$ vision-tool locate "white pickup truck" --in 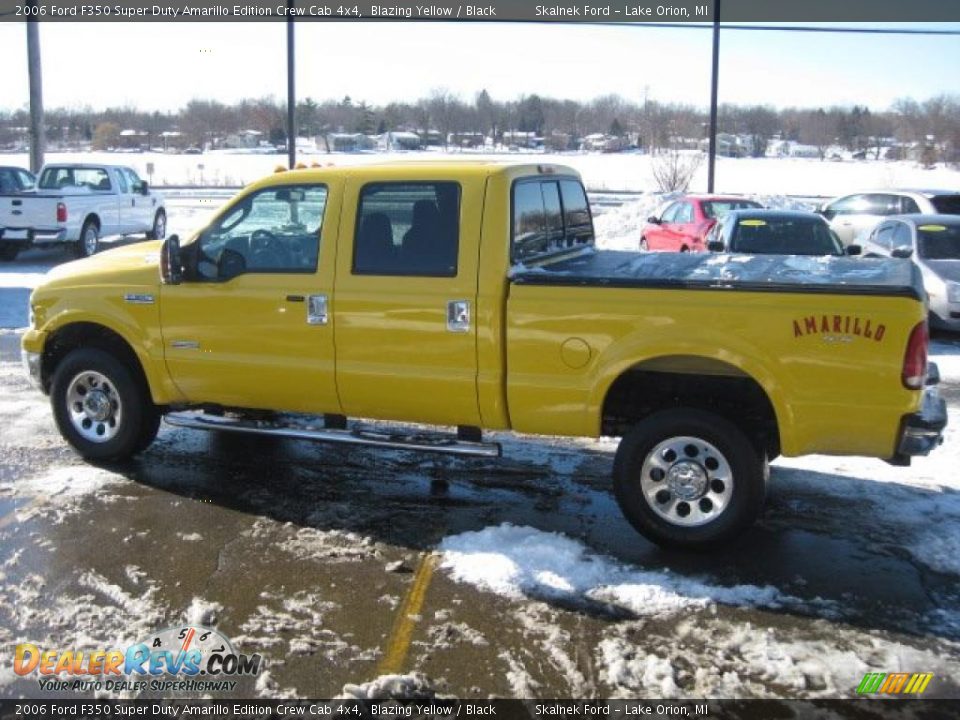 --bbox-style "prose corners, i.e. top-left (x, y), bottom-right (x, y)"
top-left (0, 163), bottom-right (166, 261)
